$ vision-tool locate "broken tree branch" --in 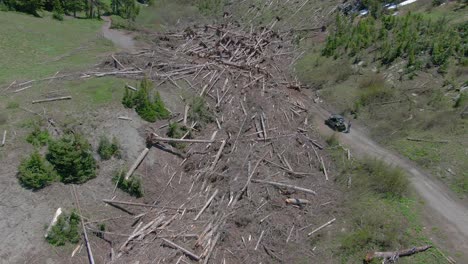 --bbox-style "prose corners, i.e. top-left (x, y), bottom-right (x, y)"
top-left (364, 245), bottom-right (432, 263)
